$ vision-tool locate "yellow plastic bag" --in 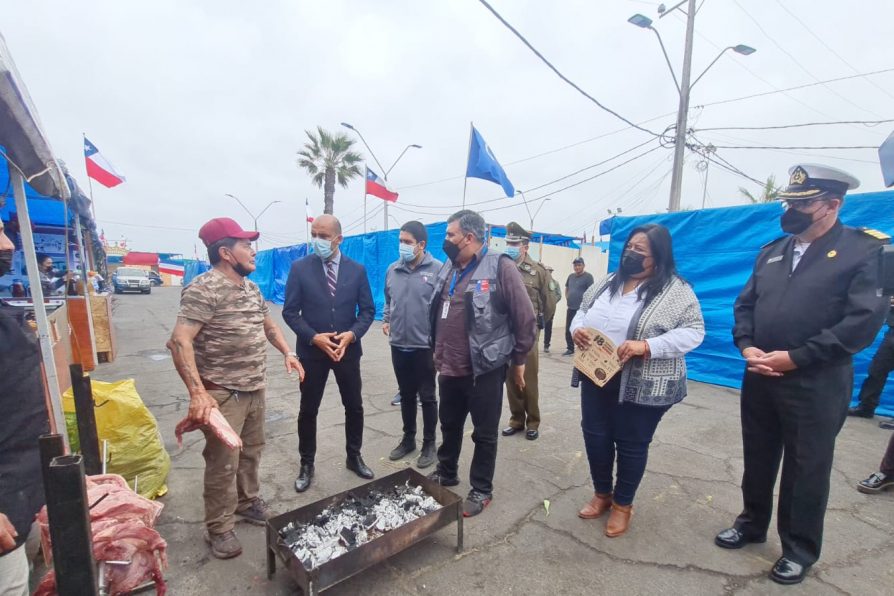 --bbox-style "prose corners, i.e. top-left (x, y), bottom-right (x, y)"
top-left (63, 378), bottom-right (170, 499)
